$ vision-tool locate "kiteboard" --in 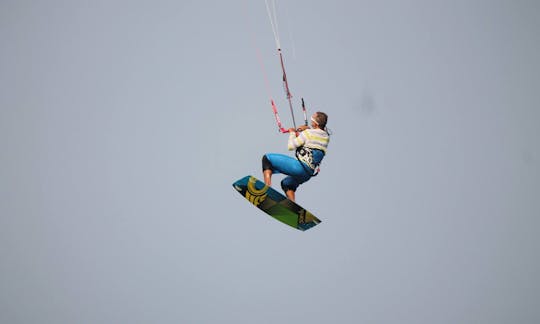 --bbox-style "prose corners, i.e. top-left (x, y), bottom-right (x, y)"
top-left (232, 175), bottom-right (321, 231)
